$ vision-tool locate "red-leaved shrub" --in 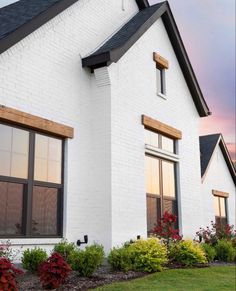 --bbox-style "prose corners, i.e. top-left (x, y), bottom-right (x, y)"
top-left (153, 212), bottom-right (182, 246)
top-left (38, 252), bottom-right (71, 290)
top-left (0, 257), bottom-right (23, 291)
top-left (196, 221), bottom-right (236, 245)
